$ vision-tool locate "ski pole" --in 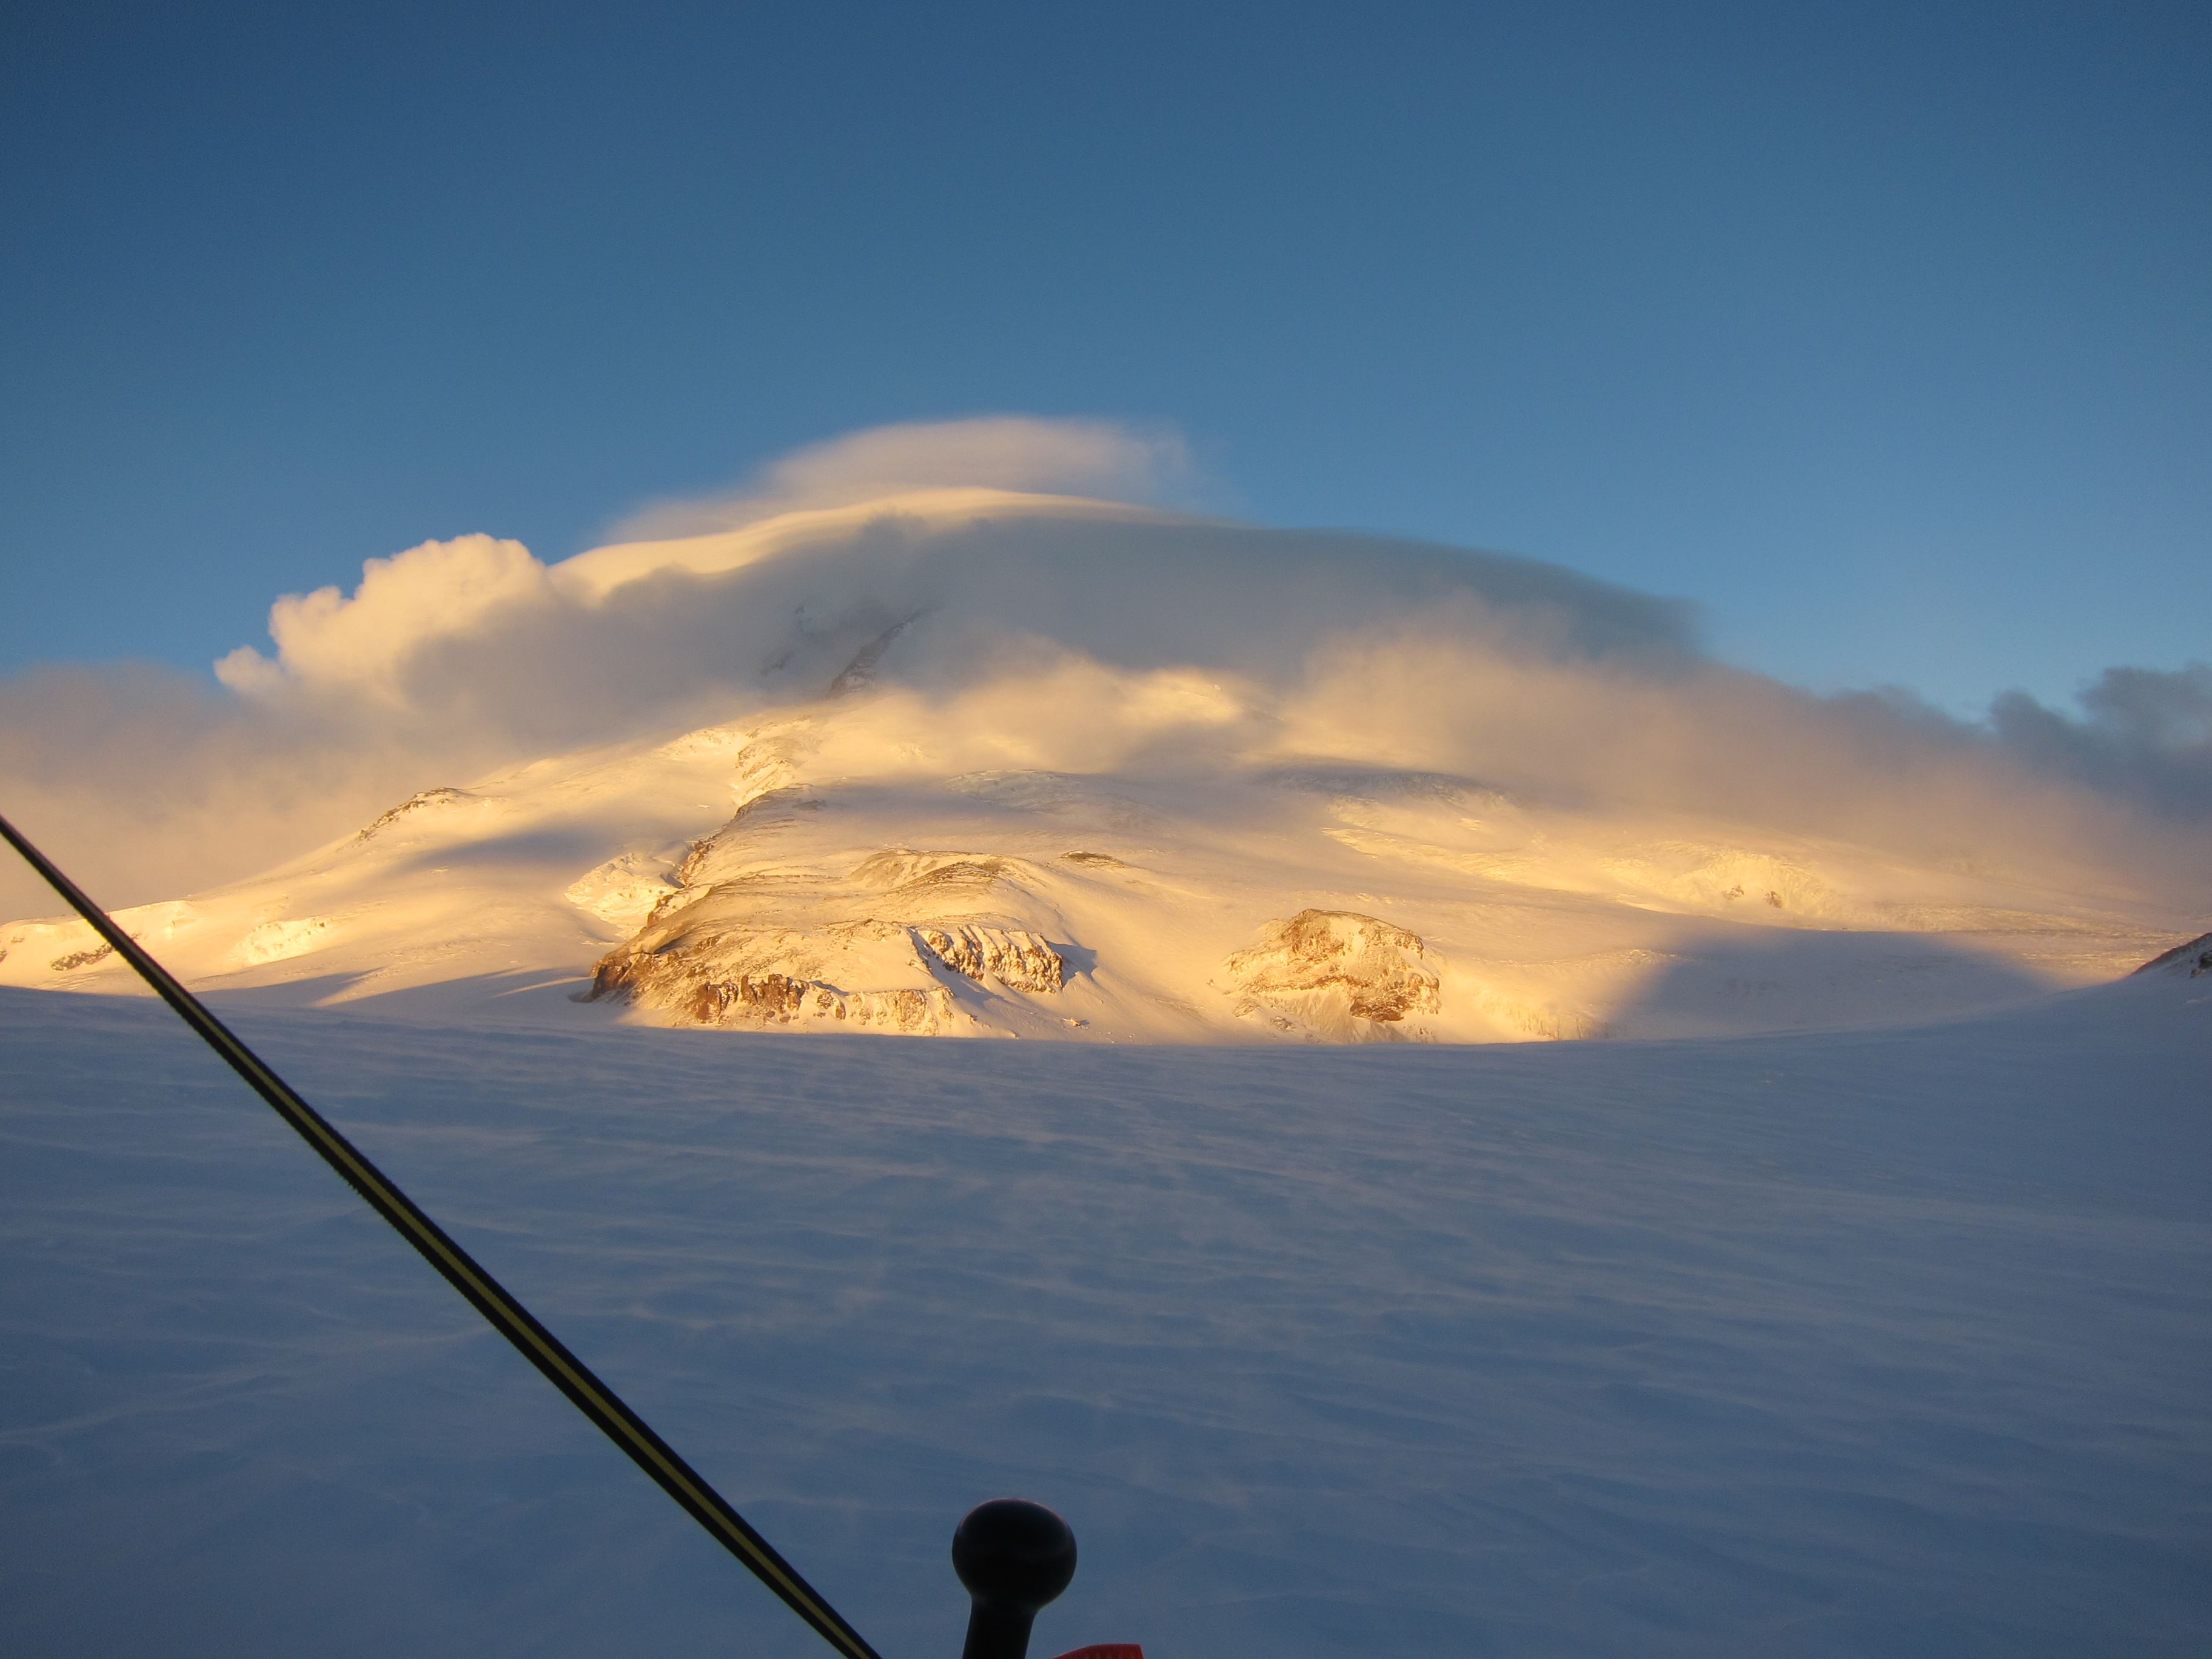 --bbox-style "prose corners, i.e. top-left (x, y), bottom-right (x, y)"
top-left (1, 811), bottom-right (882, 1659)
